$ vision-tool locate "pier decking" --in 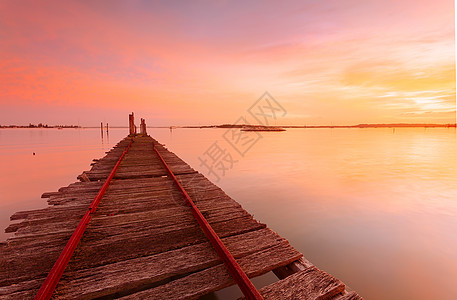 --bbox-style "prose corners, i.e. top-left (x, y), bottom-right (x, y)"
top-left (0, 134), bottom-right (361, 299)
